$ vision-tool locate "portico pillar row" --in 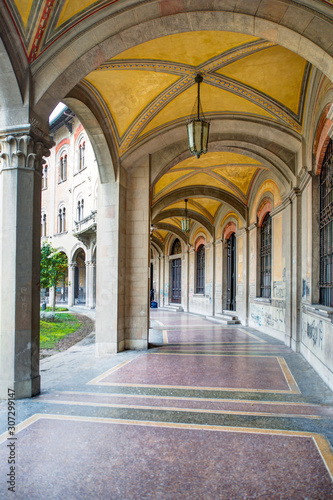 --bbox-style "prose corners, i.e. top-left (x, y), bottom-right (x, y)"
top-left (0, 131), bottom-right (53, 399)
